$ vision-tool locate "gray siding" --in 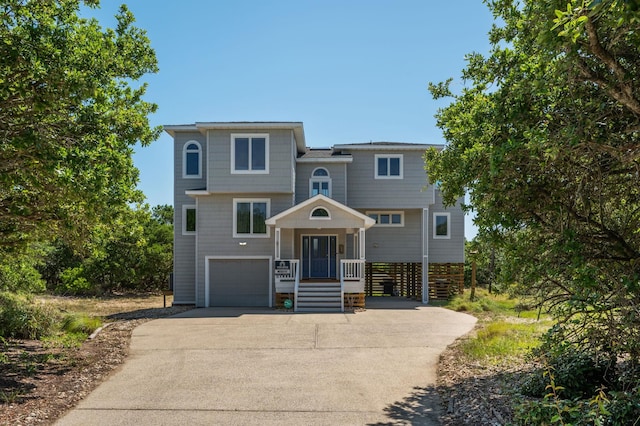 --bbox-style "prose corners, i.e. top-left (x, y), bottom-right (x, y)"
top-left (173, 131), bottom-right (206, 304)
top-left (428, 190), bottom-right (465, 263)
top-left (345, 150), bottom-right (435, 209)
top-left (207, 129), bottom-right (296, 194)
top-left (194, 193), bottom-right (293, 306)
top-left (294, 162), bottom-right (347, 204)
top-left (363, 209), bottom-right (423, 263)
